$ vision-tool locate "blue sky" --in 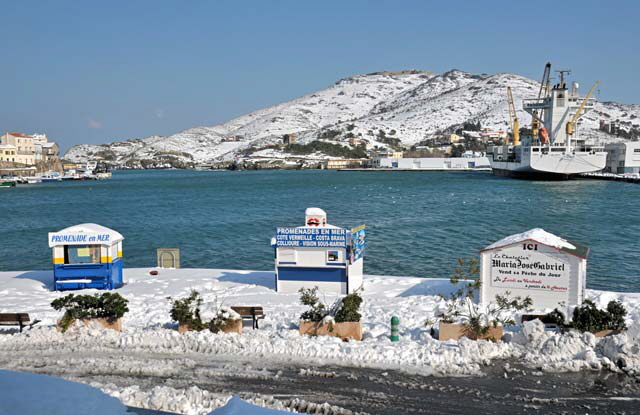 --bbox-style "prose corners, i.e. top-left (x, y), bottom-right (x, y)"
top-left (2, 1), bottom-right (638, 151)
